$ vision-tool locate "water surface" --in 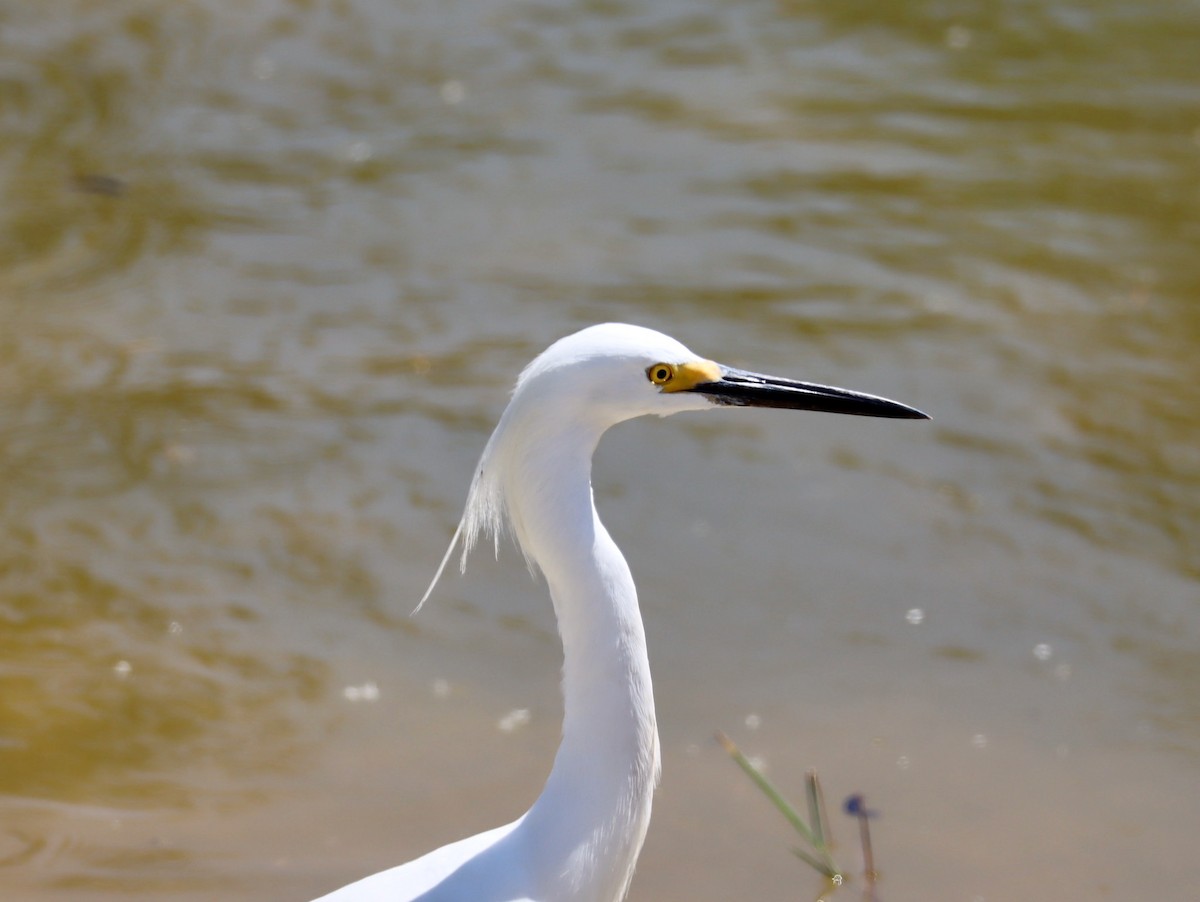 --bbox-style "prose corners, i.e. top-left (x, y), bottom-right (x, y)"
top-left (1, 1), bottom-right (1197, 899)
